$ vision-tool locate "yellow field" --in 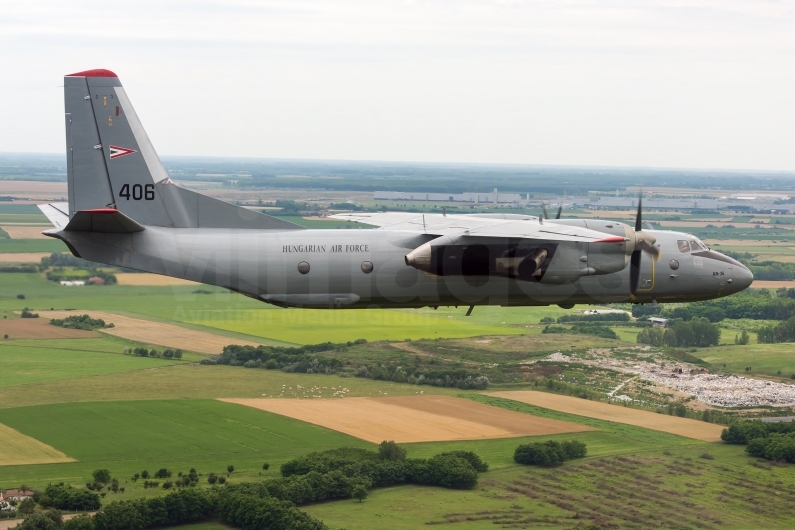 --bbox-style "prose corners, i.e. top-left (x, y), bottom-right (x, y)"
top-left (0, 421), bottom-right (74, 466)
top-left (487, 391), bottom-right (725, 442)
top-left (0, 252), bottom-right (50, 263)
top-left (222, 395), bottom-right (592, 443)
top-left (38, 310), bottom-right (259, 354)
top-left (751, 281), bottom-right (795, 289)
top-left (114, 273), bottom-right (200, 286)
top-left (0, 226), bottom-right (49, 239)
